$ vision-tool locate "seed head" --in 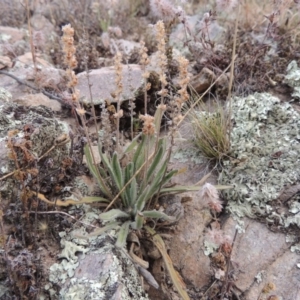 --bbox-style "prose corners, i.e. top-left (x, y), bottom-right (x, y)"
top-left (139, 114), bottom-right (155, 135)
top-left (199, 183), bottom-right (223, 213)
